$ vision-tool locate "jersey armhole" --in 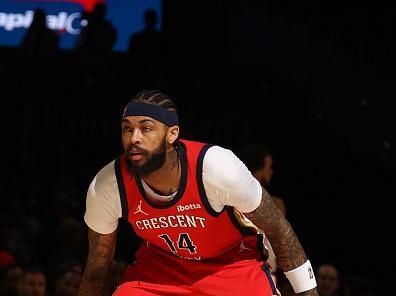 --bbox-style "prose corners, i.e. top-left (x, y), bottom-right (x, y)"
top-left (114, 157), bottom-right (143, 263)
top-left (114, 157), bottom-right (129, 220)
